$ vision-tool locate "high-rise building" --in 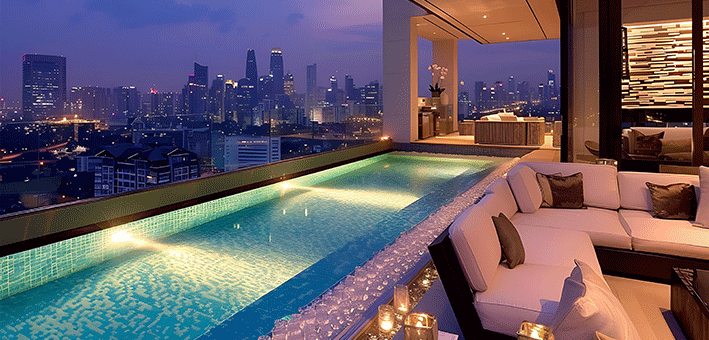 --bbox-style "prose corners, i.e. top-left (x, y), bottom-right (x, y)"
top-left (306, 63), bottom-right (317, 119)
top-left (209, 75), bottom-right (225, 122)
top-left (22, 54), bottom-right (67, 120)
top-left (223, 135), bottom-right (281, 171)
top-left (151, 92), bottom-right (175, 116)
top-left (517, 81), bottom-right (530, 104)
top-left (246, 49), bottom-right (258, 84)
top-left (188, 62), bottom-right (208, 116)
top-left (69, 86), bottom-right (110, 120)
top-left (330, 75), bottom-right (338, 90)
top-left (236, 78), bottom-right (257, 125)
top-left (493, 81), bottom-right (505, 108)
top-left (112, 86), bottom-right (140, 122)
top-left (458, 91), bottom-right (471, 119)
top-left (284, 73), bottom-right (295, 96)
top-left (474, 81), bottom-right (485, 111)
top-left (224, 80), bottom-right (236, 122)
top-left (507, 75), bottom-right (515, 103)
top-left (259, 75), bottom-right (274, 101)
top-left (270, 48), bottom-right (284, 95)
top-left (345, 75), bottom-right (356, 100)
top-left (365, 81), bottom-right (381, 117)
